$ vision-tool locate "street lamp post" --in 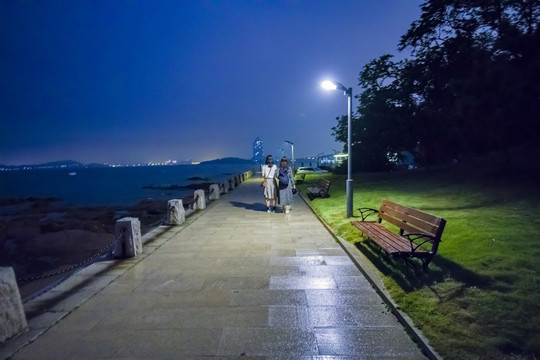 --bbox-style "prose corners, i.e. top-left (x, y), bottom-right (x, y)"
top-left (322, 80), bottom-right (353, 218)
top-left (284, 140), bottom-right (294, 169)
